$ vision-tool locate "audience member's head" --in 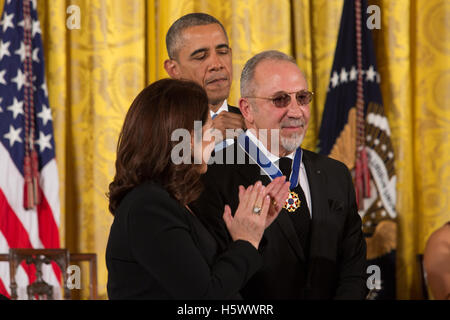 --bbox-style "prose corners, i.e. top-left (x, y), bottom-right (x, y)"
top-left (424, 222), bottom-right (450, 300)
